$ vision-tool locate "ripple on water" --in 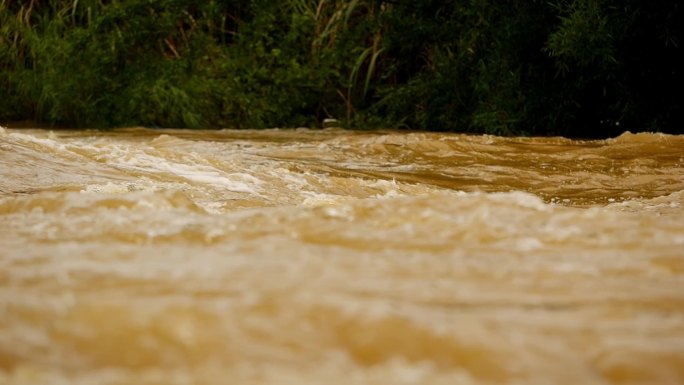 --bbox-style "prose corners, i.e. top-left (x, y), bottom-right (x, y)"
top-left (1, 128), bottom-right (684, 385)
